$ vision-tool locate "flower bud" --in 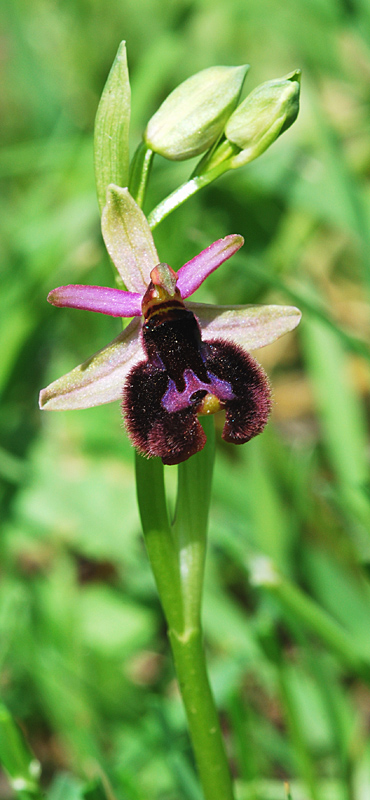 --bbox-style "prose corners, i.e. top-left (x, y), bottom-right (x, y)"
top-left (225, 70), bottom-right (301, 167)
top-left (144, 65), bottom-right (249, 161)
